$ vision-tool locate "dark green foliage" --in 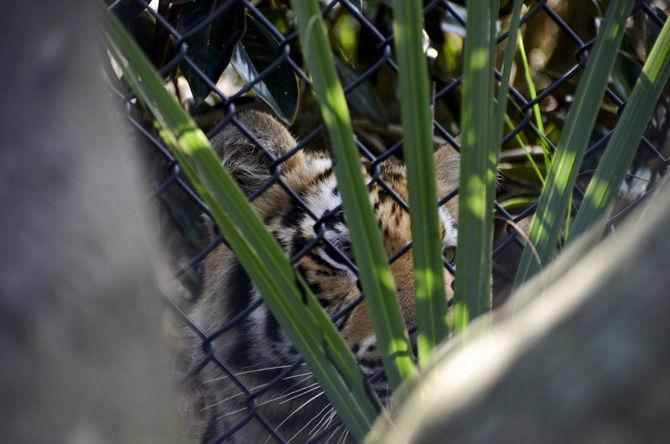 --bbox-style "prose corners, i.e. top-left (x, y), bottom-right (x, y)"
top-left (231, 14), bottom-right (299, 123)
top-left (178, 0), bottom-right (245, 103)
top-left (335, 58), bottom-right (389, 127)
